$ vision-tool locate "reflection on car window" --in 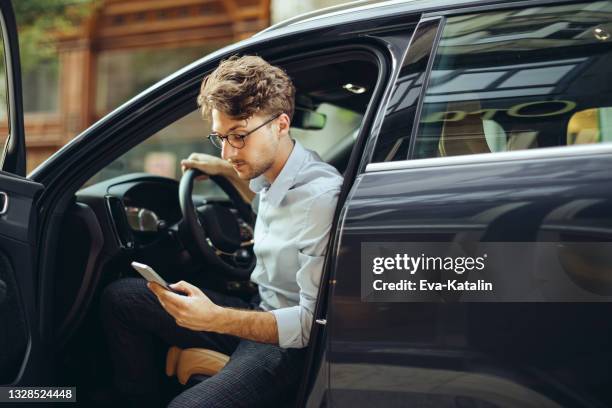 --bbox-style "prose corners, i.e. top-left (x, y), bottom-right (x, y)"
top-left (413, 1), bottom-right (612, 160)
top-left (568, 107), bottom-right (612, 145)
